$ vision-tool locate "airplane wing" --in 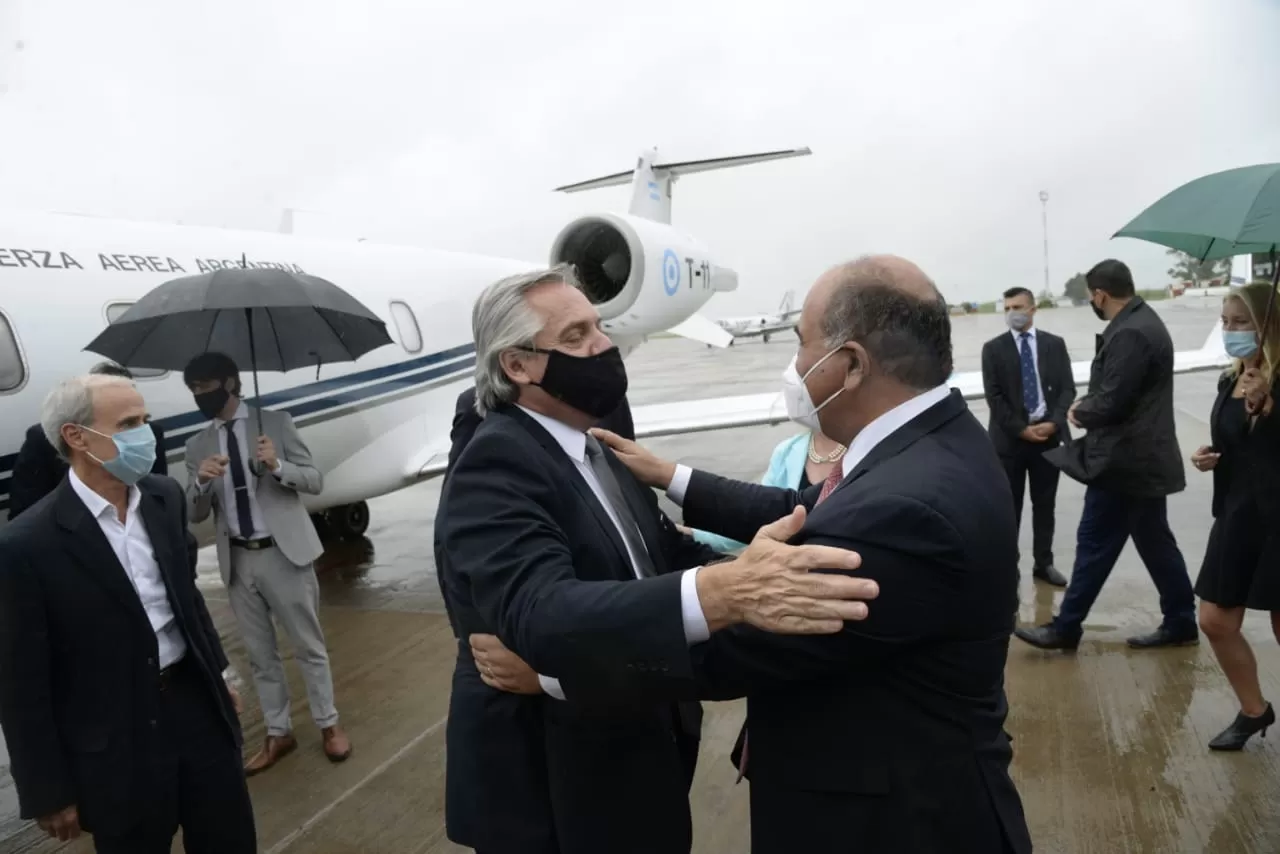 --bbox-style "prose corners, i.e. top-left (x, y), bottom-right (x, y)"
top-left (725, 321), bottom-right (798, 341)
top-left (411, 321), bottom-right (1229, 478)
